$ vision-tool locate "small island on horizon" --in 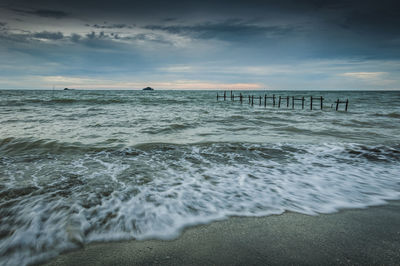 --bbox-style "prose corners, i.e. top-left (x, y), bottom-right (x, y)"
top-left (142, 87), bottom-right (154, 91)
